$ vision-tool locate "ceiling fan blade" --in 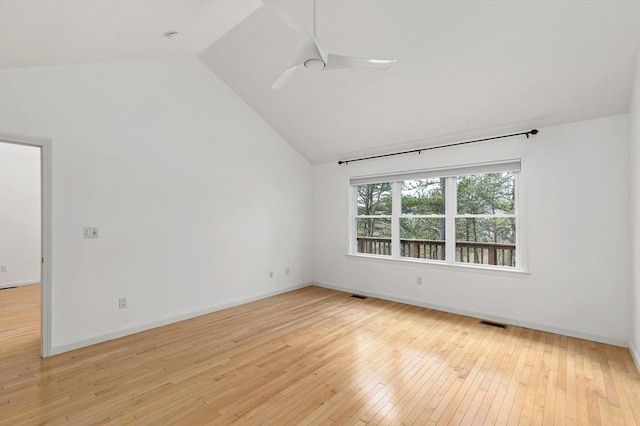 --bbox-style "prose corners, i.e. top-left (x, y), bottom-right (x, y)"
top-left (313, 37), bottom-right (328, 64)
top-left (297, 37), bottom-right (324, 65)
top-left (263, 0), bottom-right (304, 32)
top-left (272, 37), bottom-right (325, 89)
top-left (272, 65), bottom-right (298, 90)
top-left (324, 53), bottom-right (397, 71)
